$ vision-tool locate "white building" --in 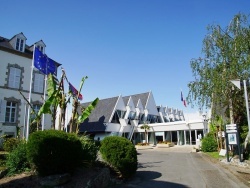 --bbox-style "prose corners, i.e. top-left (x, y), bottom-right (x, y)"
top-left (79, 91), bottom-right (208, 145)
top-left (0, 32), bottom-right (60, 141)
